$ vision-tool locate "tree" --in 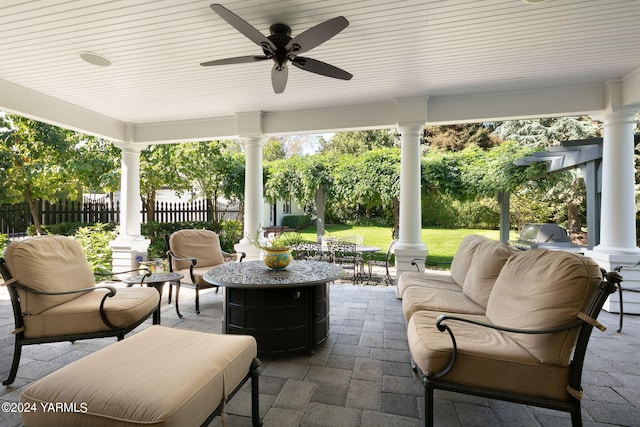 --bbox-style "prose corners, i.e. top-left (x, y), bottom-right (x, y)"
top-left (174, 141), bottom-right (245, 222)
top-left (0, 114), bottom-right (77, 235)
top-left (263, 139), bottom-right (287, 161)
top-left (423, 123), bottom-right (499, 151)
top-left (319, 130), bottom-right (396, 154)
top-left (140, 144), bottom-right (185, 222)
top-left (494, 116), bottom-right (601, 147)
top-left (332, 148), bottom-right (400, 223)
